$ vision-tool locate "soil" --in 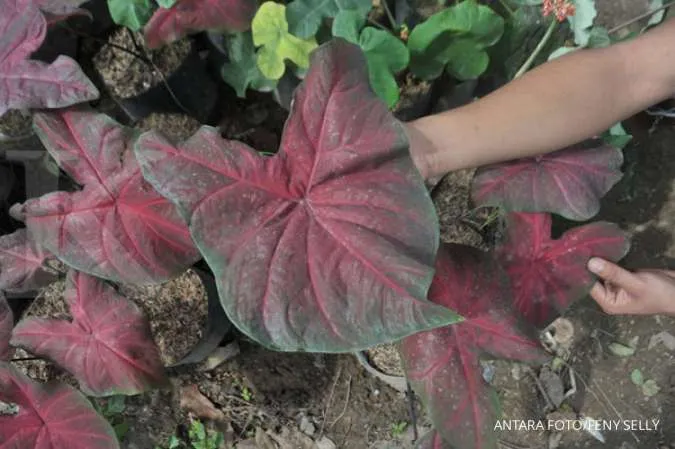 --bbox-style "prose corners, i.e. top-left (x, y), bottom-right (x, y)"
top-left (94, 29), bottom-right (191, 98)
top-left (6, 2), bottom-right (675, 449)
top-left (0, 111), bottom-right (33, 139)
